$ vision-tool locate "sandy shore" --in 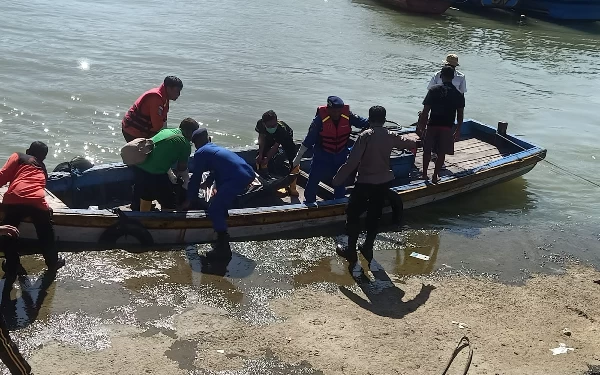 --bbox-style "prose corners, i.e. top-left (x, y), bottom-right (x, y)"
top-left (26, 264), bottom-right (600, 375)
